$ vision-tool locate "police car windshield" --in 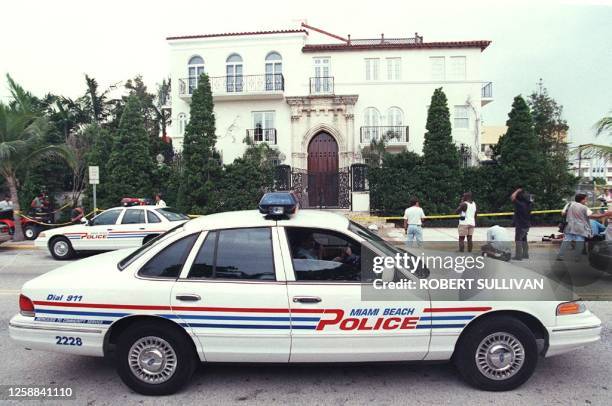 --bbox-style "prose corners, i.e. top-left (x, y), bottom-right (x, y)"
top-left (348, 221), bottom-right (401, 257)
top-left (117, 224), bottom-right (185, 271)
top-left (156, 208), bottom-right (190, 221)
